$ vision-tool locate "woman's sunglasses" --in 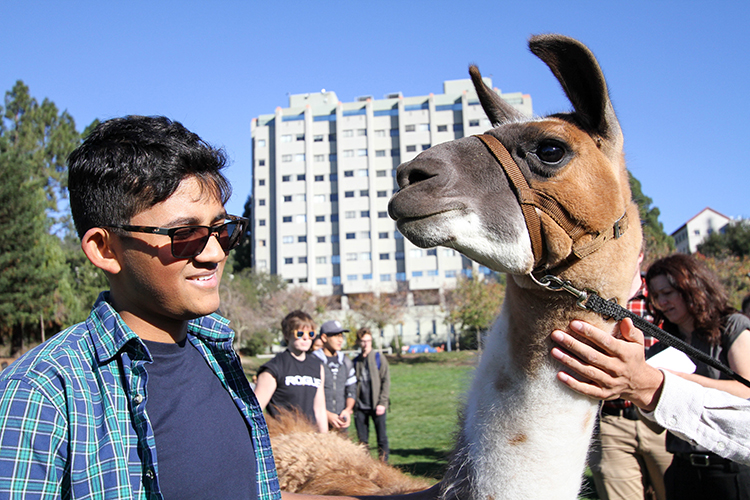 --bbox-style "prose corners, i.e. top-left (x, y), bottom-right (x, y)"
top-left (295, 330), bottom-right (315, 339)
top-left (106, 215), bottom-right (248, 259)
